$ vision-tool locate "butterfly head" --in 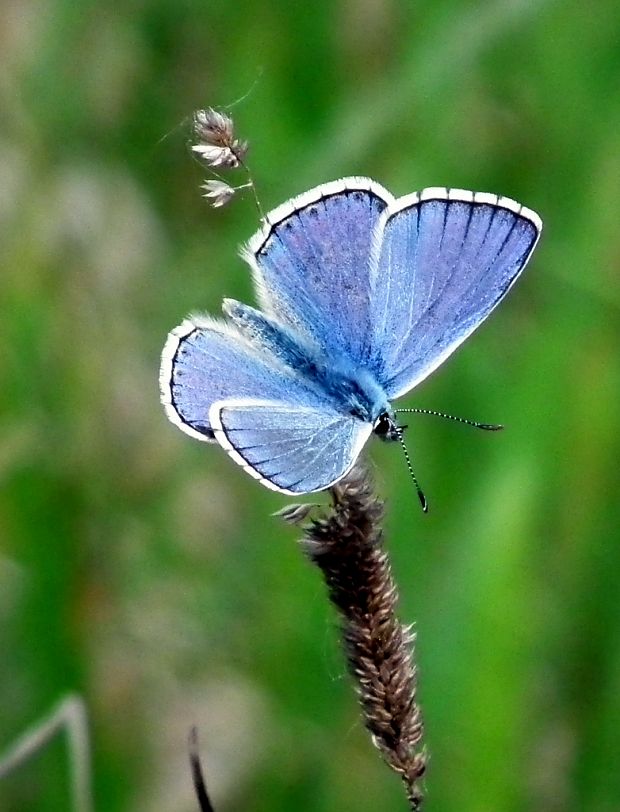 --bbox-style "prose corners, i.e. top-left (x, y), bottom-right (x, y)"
top-left (373, 410), bottom-right (401, 442)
